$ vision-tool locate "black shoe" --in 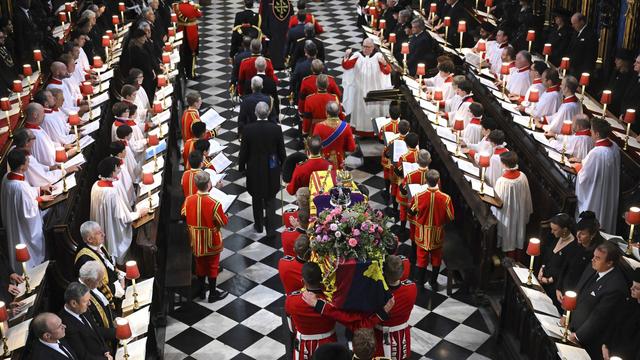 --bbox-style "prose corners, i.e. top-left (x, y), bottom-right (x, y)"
top-left (196, 276), bottom-right (206, 300)
top-left (414, 267), bottom-right (426, 291)
top-left (208, 289), bottom-right (229, 303)
top-left (254, 223), bottom-right (264, 233)
top-left (428, 267), bottom-right (440, 292)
